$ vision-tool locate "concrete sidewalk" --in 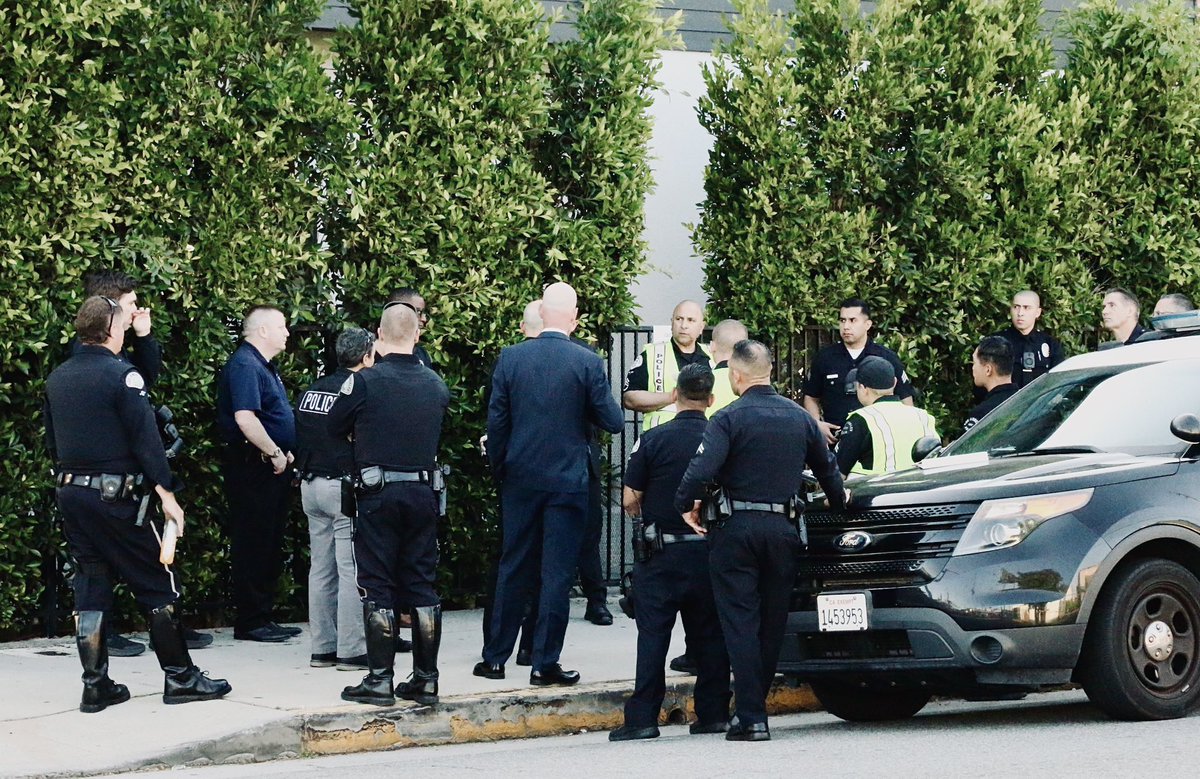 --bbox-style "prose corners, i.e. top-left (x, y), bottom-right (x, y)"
top-left (0, 599), bottom-right (817, 778)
